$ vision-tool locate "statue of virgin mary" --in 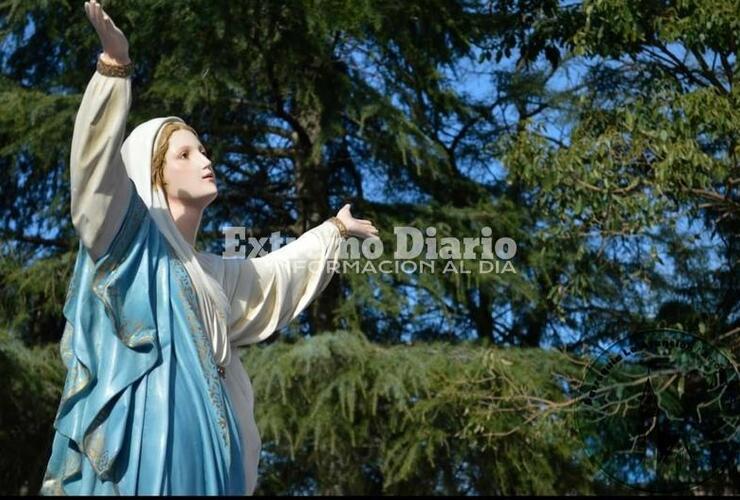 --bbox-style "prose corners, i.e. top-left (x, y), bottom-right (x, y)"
top-left (40, 1), bottom-right (378, 495)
